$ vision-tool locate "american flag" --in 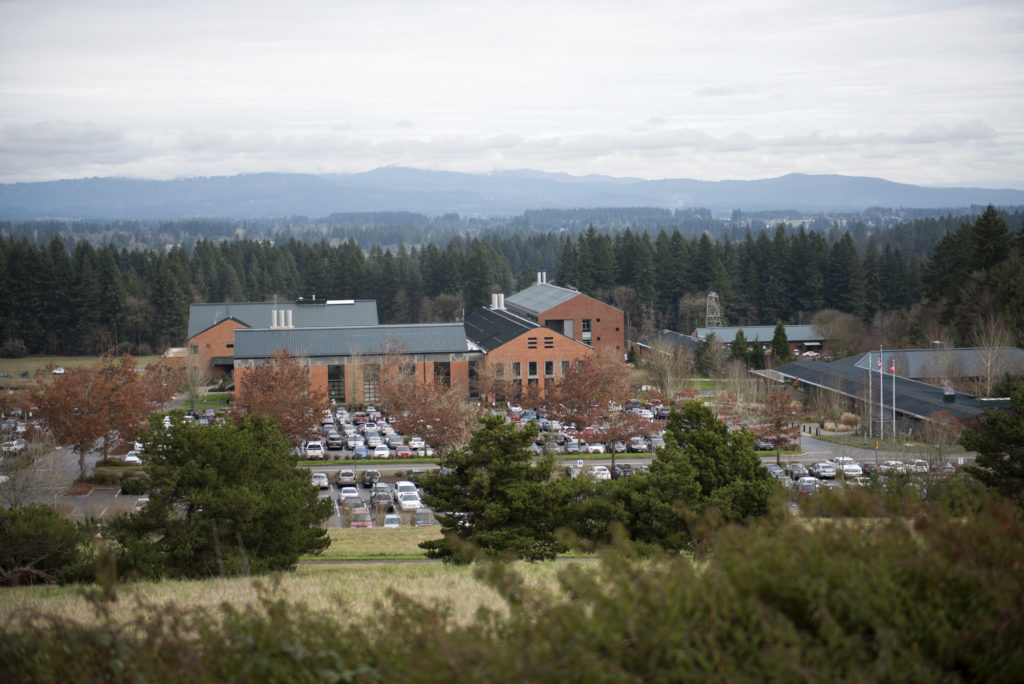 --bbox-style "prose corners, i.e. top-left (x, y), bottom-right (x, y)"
top-left (889, 359), bottom-right (895, 374)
